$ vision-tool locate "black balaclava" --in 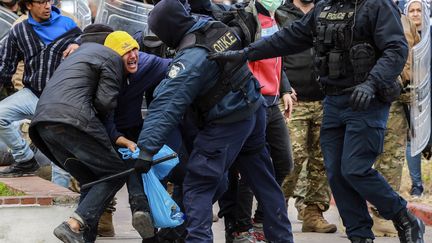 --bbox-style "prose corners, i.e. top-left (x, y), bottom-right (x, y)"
top-left (148, 0), bottom-right (196, 48)
top-left (189, 0), bottom-right (212, 14)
